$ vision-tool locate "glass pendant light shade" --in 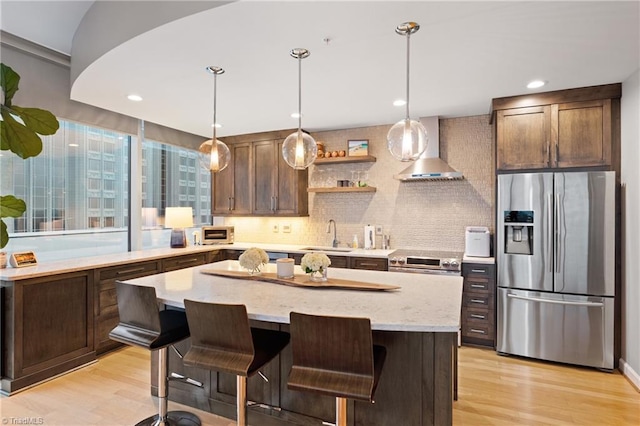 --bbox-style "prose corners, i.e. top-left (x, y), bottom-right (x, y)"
top-left (199, 65), bottom-right (230, 173)
top-left (387, 118), bottom-right (428, 162)
top-left (198, 138), bottom-right (231, 172)
top-left (282, 130), bottom-right (318, 170)
top-left (387, 21), bottom-right (428, 161)
top-left (282, 48), bottom-right (317, 170)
